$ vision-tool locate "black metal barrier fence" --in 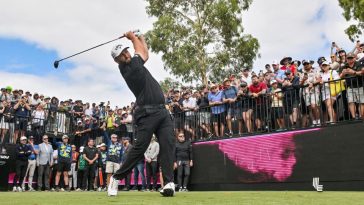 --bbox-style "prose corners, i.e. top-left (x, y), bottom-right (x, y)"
top-left (0, 110), bottom-right (74, 145)
top-left (171, 75), bottom-right (364, 141)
